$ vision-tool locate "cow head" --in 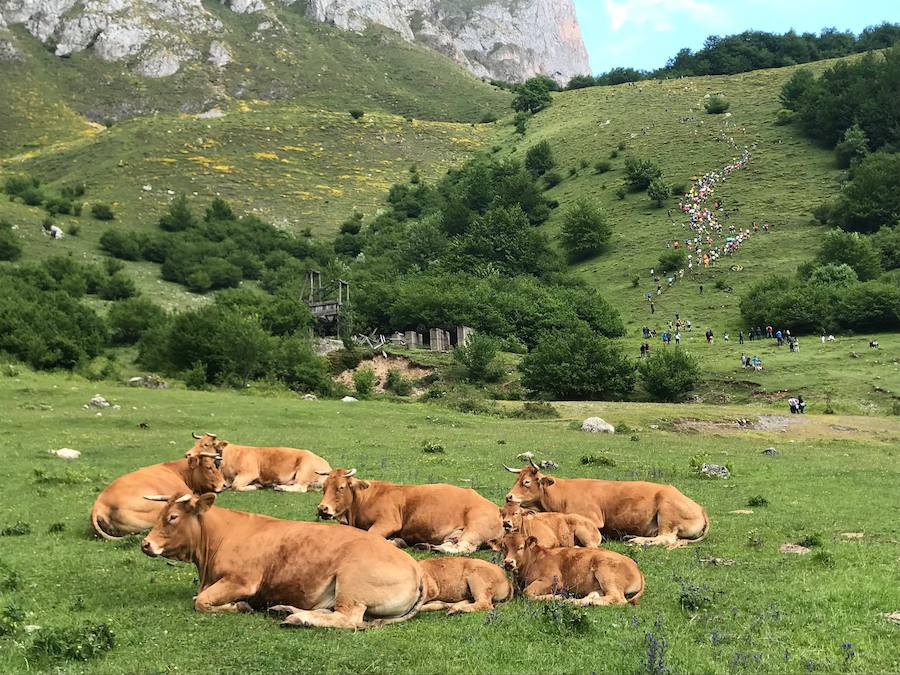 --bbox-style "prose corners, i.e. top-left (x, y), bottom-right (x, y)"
top-left (317, 468), bottom-right (368, 521)
top-left (186, 432), bottom-right (227, 460)
top-left (499, 502), bottom-right (537, 532)
top-left (503, 462), bottom-right (554, 507)
top-left (141, 493), bottom-right (216, 562)
top-left (500, 532), bottom-right (539, 572)
top-left (185, 453), bottom-right (226, 494)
